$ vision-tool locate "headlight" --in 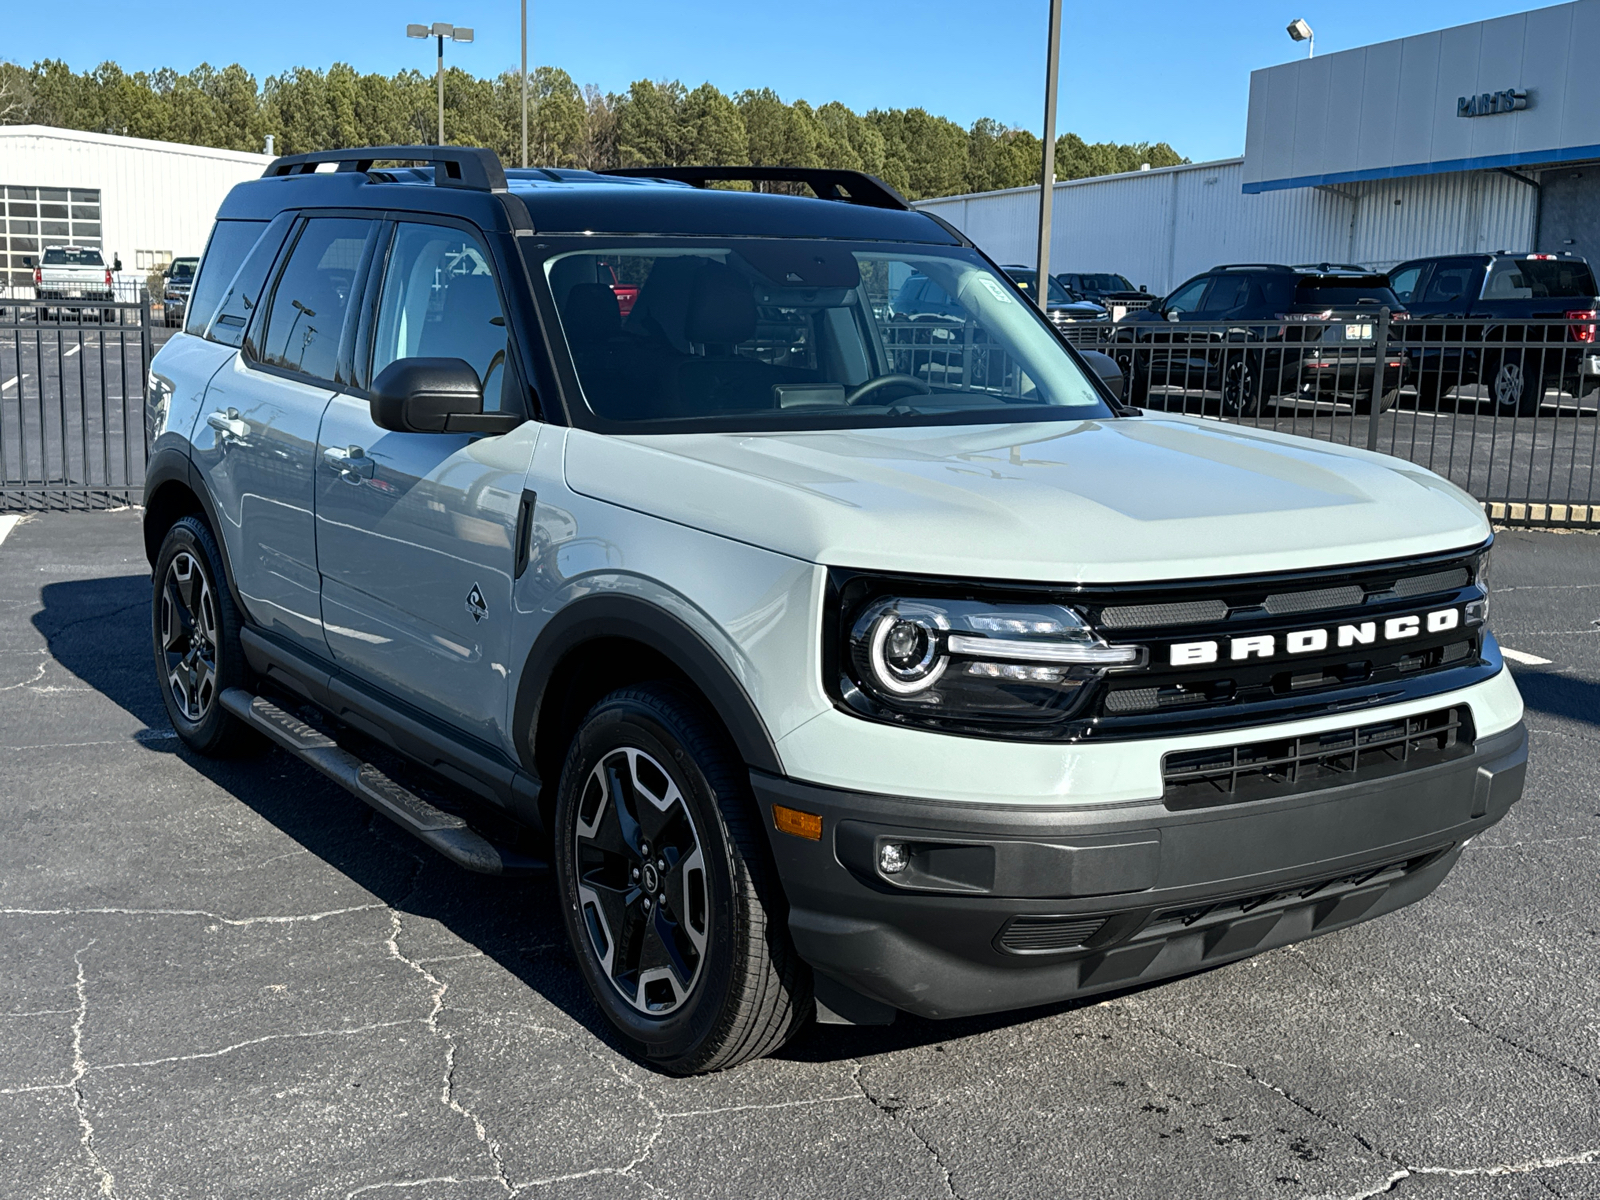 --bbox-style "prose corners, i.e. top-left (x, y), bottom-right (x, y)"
top-left (1468, 547), bottom-right (1492, 625)
top-left (844, 596), bottom-right (1143, 727)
